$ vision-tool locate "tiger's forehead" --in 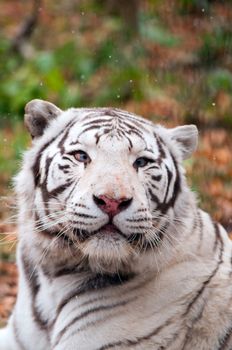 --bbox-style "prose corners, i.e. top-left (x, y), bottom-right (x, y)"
top-left (76, 108), bottom-right (153, 126)
top-left (66, 109), bottom-right (156, 151)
